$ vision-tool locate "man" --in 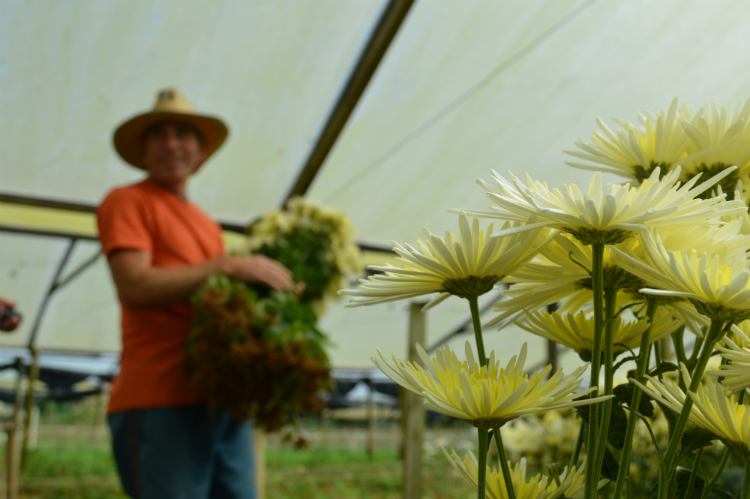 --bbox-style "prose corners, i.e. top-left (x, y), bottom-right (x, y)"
top-left (98, 89), bottom-right (292, 499)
